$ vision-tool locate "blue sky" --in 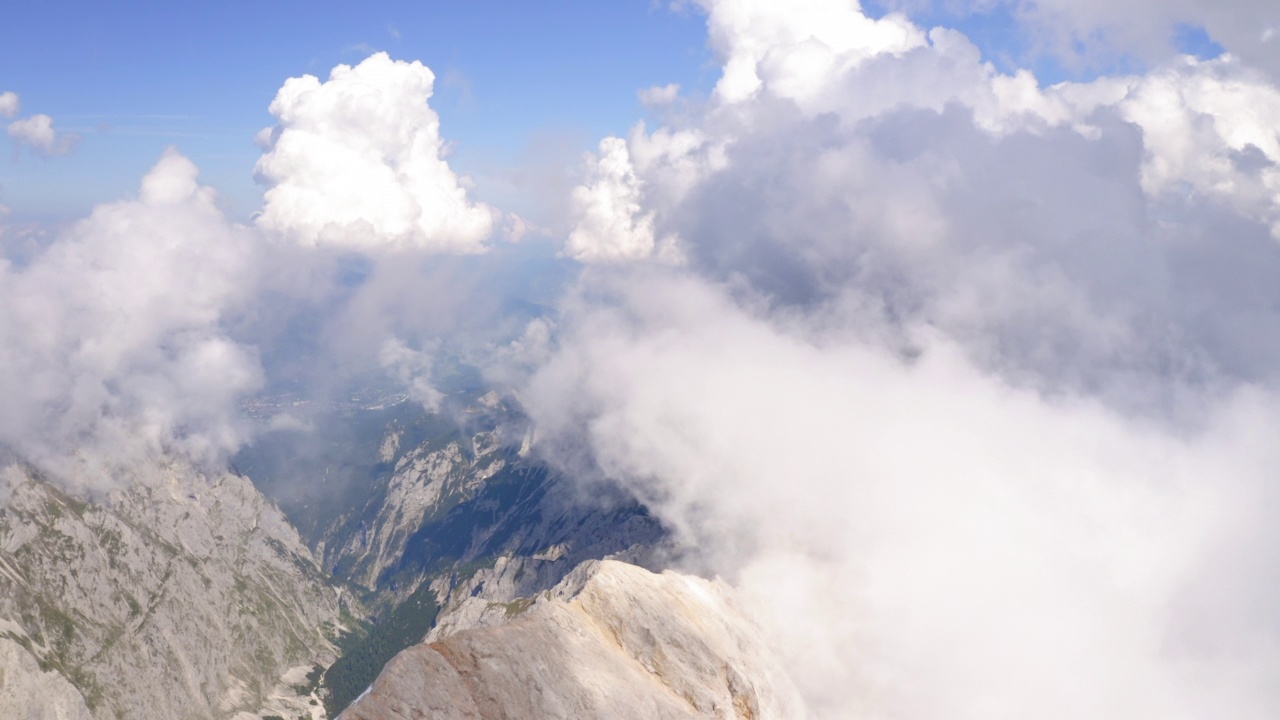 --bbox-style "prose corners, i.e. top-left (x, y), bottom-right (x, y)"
top-left (0, 0), bottom-right (1228, 223)
top-left (1, 0), bottom-right (715, 220)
